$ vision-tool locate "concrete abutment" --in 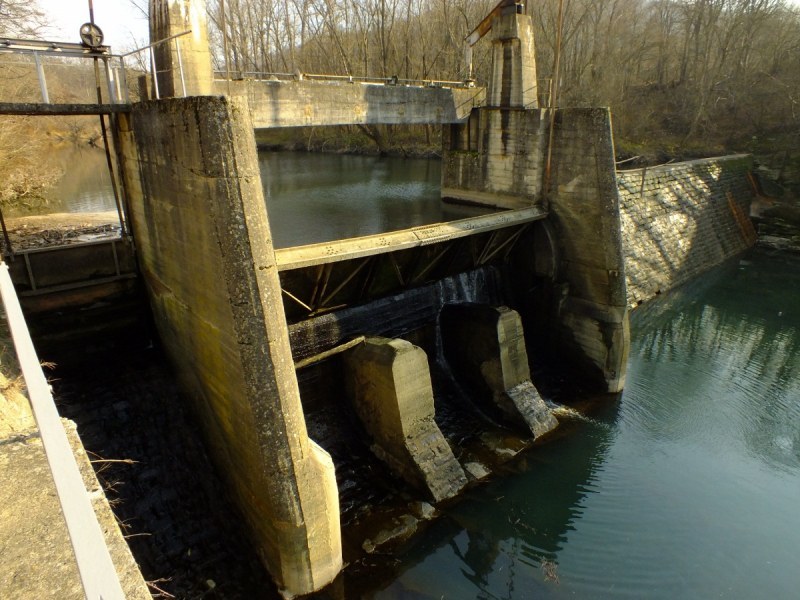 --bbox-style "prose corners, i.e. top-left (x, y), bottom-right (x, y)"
top-left (442, 106), bottom-right (631, 393)
top-left (116, 95), bottom-right (341, 595)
